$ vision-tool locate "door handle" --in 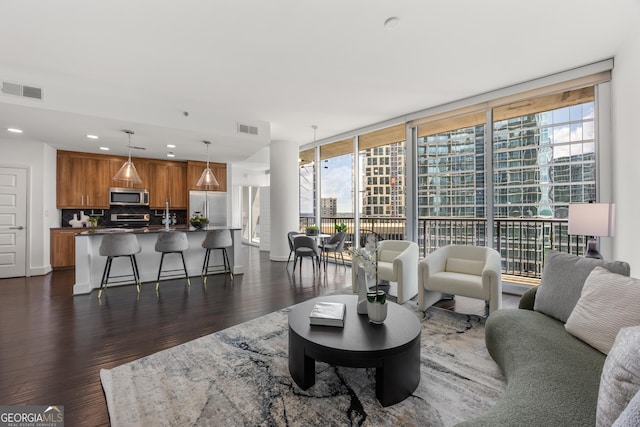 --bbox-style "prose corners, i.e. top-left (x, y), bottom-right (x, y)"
top-left (10, 226), bottom-right (24, 230)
